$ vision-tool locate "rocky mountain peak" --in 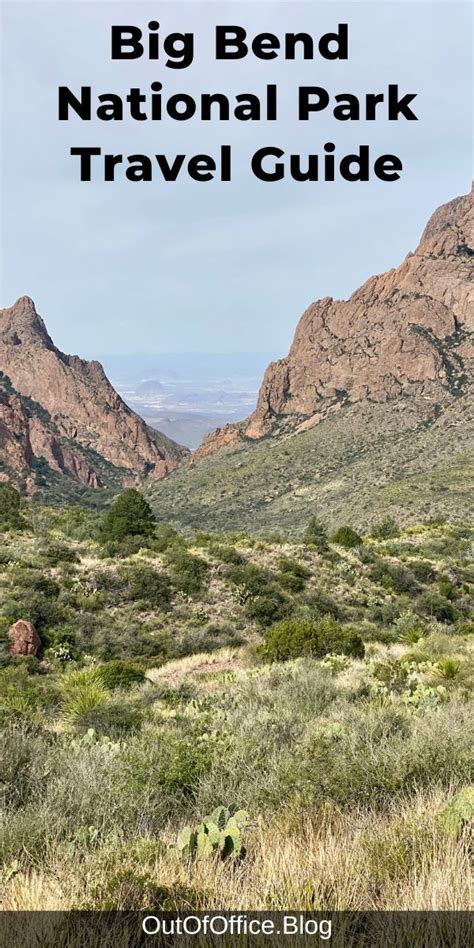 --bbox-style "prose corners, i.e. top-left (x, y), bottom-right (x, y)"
top-left (194, 185), bottom-right (473, 460)
top-left (0, 298), bottom-right (189, 490)
top-left (1, 295), bottom-right (54, 350)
